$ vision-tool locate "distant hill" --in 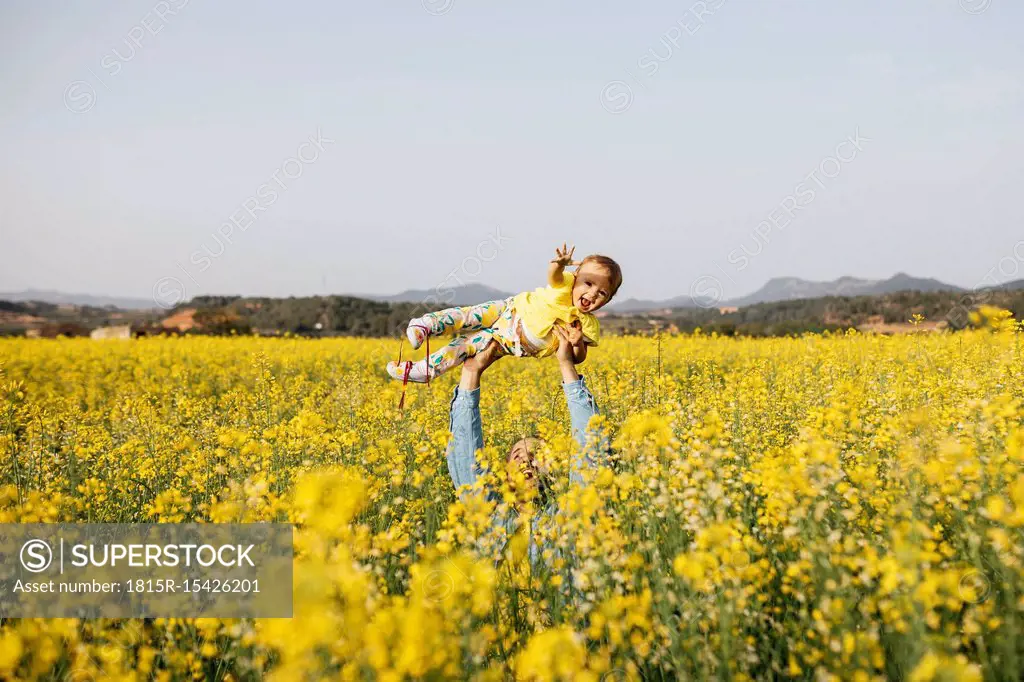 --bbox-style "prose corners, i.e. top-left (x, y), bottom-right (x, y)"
top-left (0, 275), bottom-right (968, 315)
top-left (986, 279), bottom-right (1024, 291)
top-left (602, 287), bottom-right (1024, 338)
top-left (610, 273), bottom-right (965, 312)
top-left (867, 272), bottom-right (964, 295)
top-left (0, 289), bottom-right (157, 310)
top-left (609, 295), bottom-right (713, 313)
top-left (6, 279), bottom-right (1024, 339)
top-left (727, 276), bottom-right (879, 307)
top-left (366, 284), bottom-right (515, 307)
top-left (728, 273), bottom-right (962, 307)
